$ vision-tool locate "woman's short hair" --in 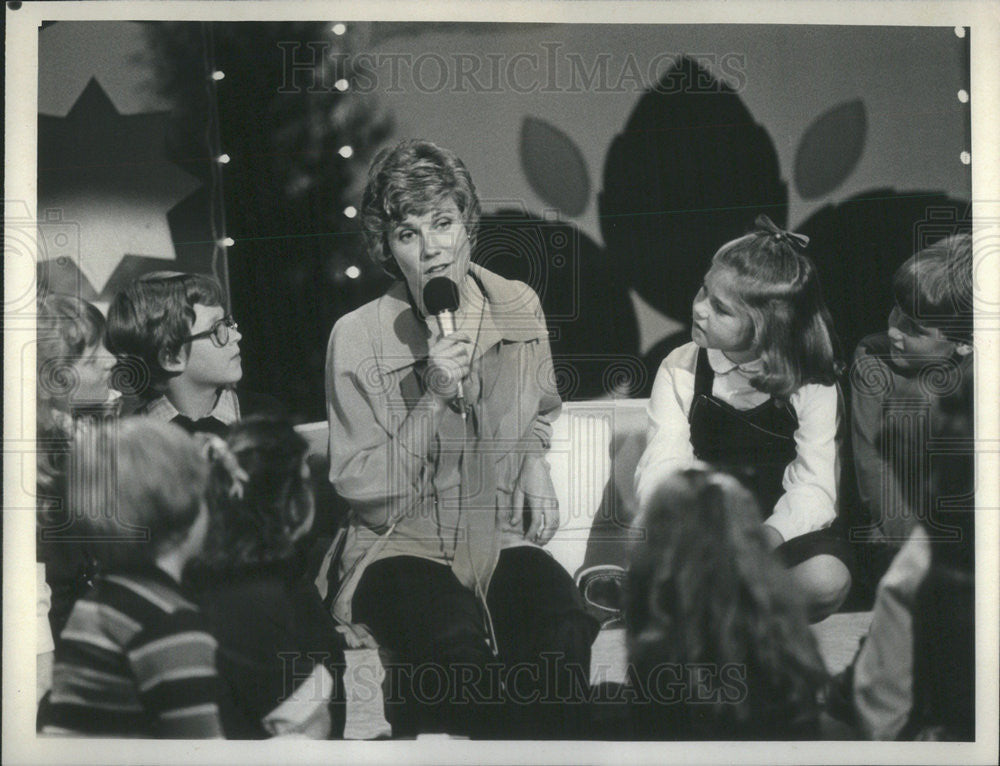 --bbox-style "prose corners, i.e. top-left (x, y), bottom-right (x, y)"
top-left (192, 416), bottom-right (313, 573)
top-left (712, 216), bottom-right (843, 398)
top-left (360, 139), bottom-right (481, 279)
top-left (105, 271), bottom-right (225, 397)
top-left (892, 233), bottom-right (973, 345)
top-left (68, 417), bottom-right (209, 571)
top-left (626, 466), bottom-right (827, 738)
